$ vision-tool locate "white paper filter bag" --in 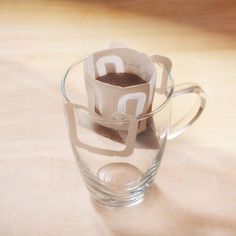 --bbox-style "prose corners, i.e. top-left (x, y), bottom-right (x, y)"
top-left (83, 44), bottom-right (157, 134)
